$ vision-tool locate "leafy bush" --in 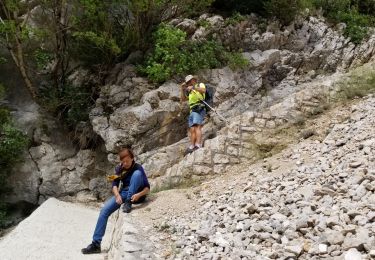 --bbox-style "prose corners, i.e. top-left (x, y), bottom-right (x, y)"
top-left (33, 49), bottom-right (53, 70)
top-left (71, 31), bottom-right (121, 65)
top-left (212, 0), bottom-right (267, 15)
top-left (0, 56), bottom-right (6, 64)
top-left (69, 0), bottom-right (215, 66)
top-left (0, 86), bottom-right (29, 227)
top-left (70, 0), bottom-right (124, 65)
top-left (356, 0), bottom-right (375, 15)
top-left (225, 12), bottom-right (247, 26)
top-left (225, 52), bottom-right (249, 70)
top-left (312, 0), bottom-right (351, 17)
top-left (337, 70), bottom-right (375, 100)
top-left (312, 0), bottom-right (374, 43)
top-left (142, 24), bottom-right (248, 83)
top-left (39, 83), bottom-right (93, 128)
top-left (336, 10), bottom-right (373, 44)
top-left (264, 0), bottom-right (302, 25)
